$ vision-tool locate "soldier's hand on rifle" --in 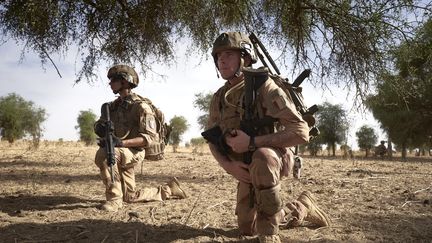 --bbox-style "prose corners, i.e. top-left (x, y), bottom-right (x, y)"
top-left (94, 122), bottom-right (106, 138)
top-left (225, 129), bottom-right (250, 153)
top-left (97, 136), bottom-right (124, 148)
